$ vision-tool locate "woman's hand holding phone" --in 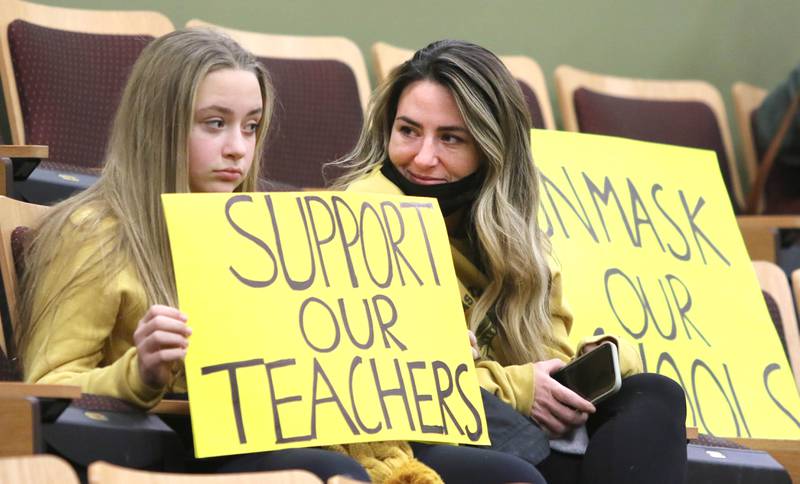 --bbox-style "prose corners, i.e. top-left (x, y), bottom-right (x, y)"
top-left (134, 304), bottom-right (192, 388)
top-left (530, 359), bottom-right (596, 438)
